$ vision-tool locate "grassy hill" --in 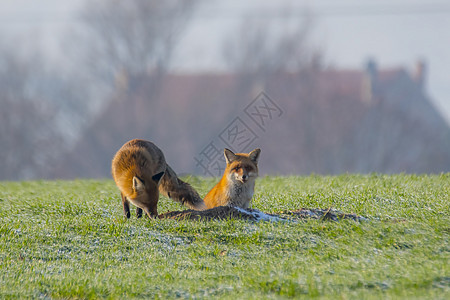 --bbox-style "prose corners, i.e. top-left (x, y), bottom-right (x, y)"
top-left (0, 174), bottom-right (449, 298)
